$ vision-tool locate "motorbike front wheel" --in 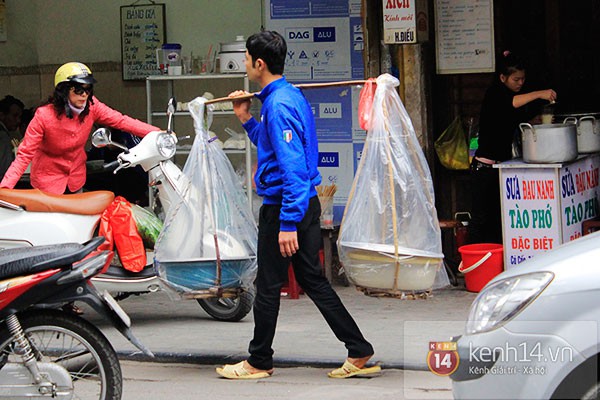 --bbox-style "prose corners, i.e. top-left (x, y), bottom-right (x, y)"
top-left (197, 290), bottom-right (254, 322)
top-left (0, 309), bottom-right (122, 400)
